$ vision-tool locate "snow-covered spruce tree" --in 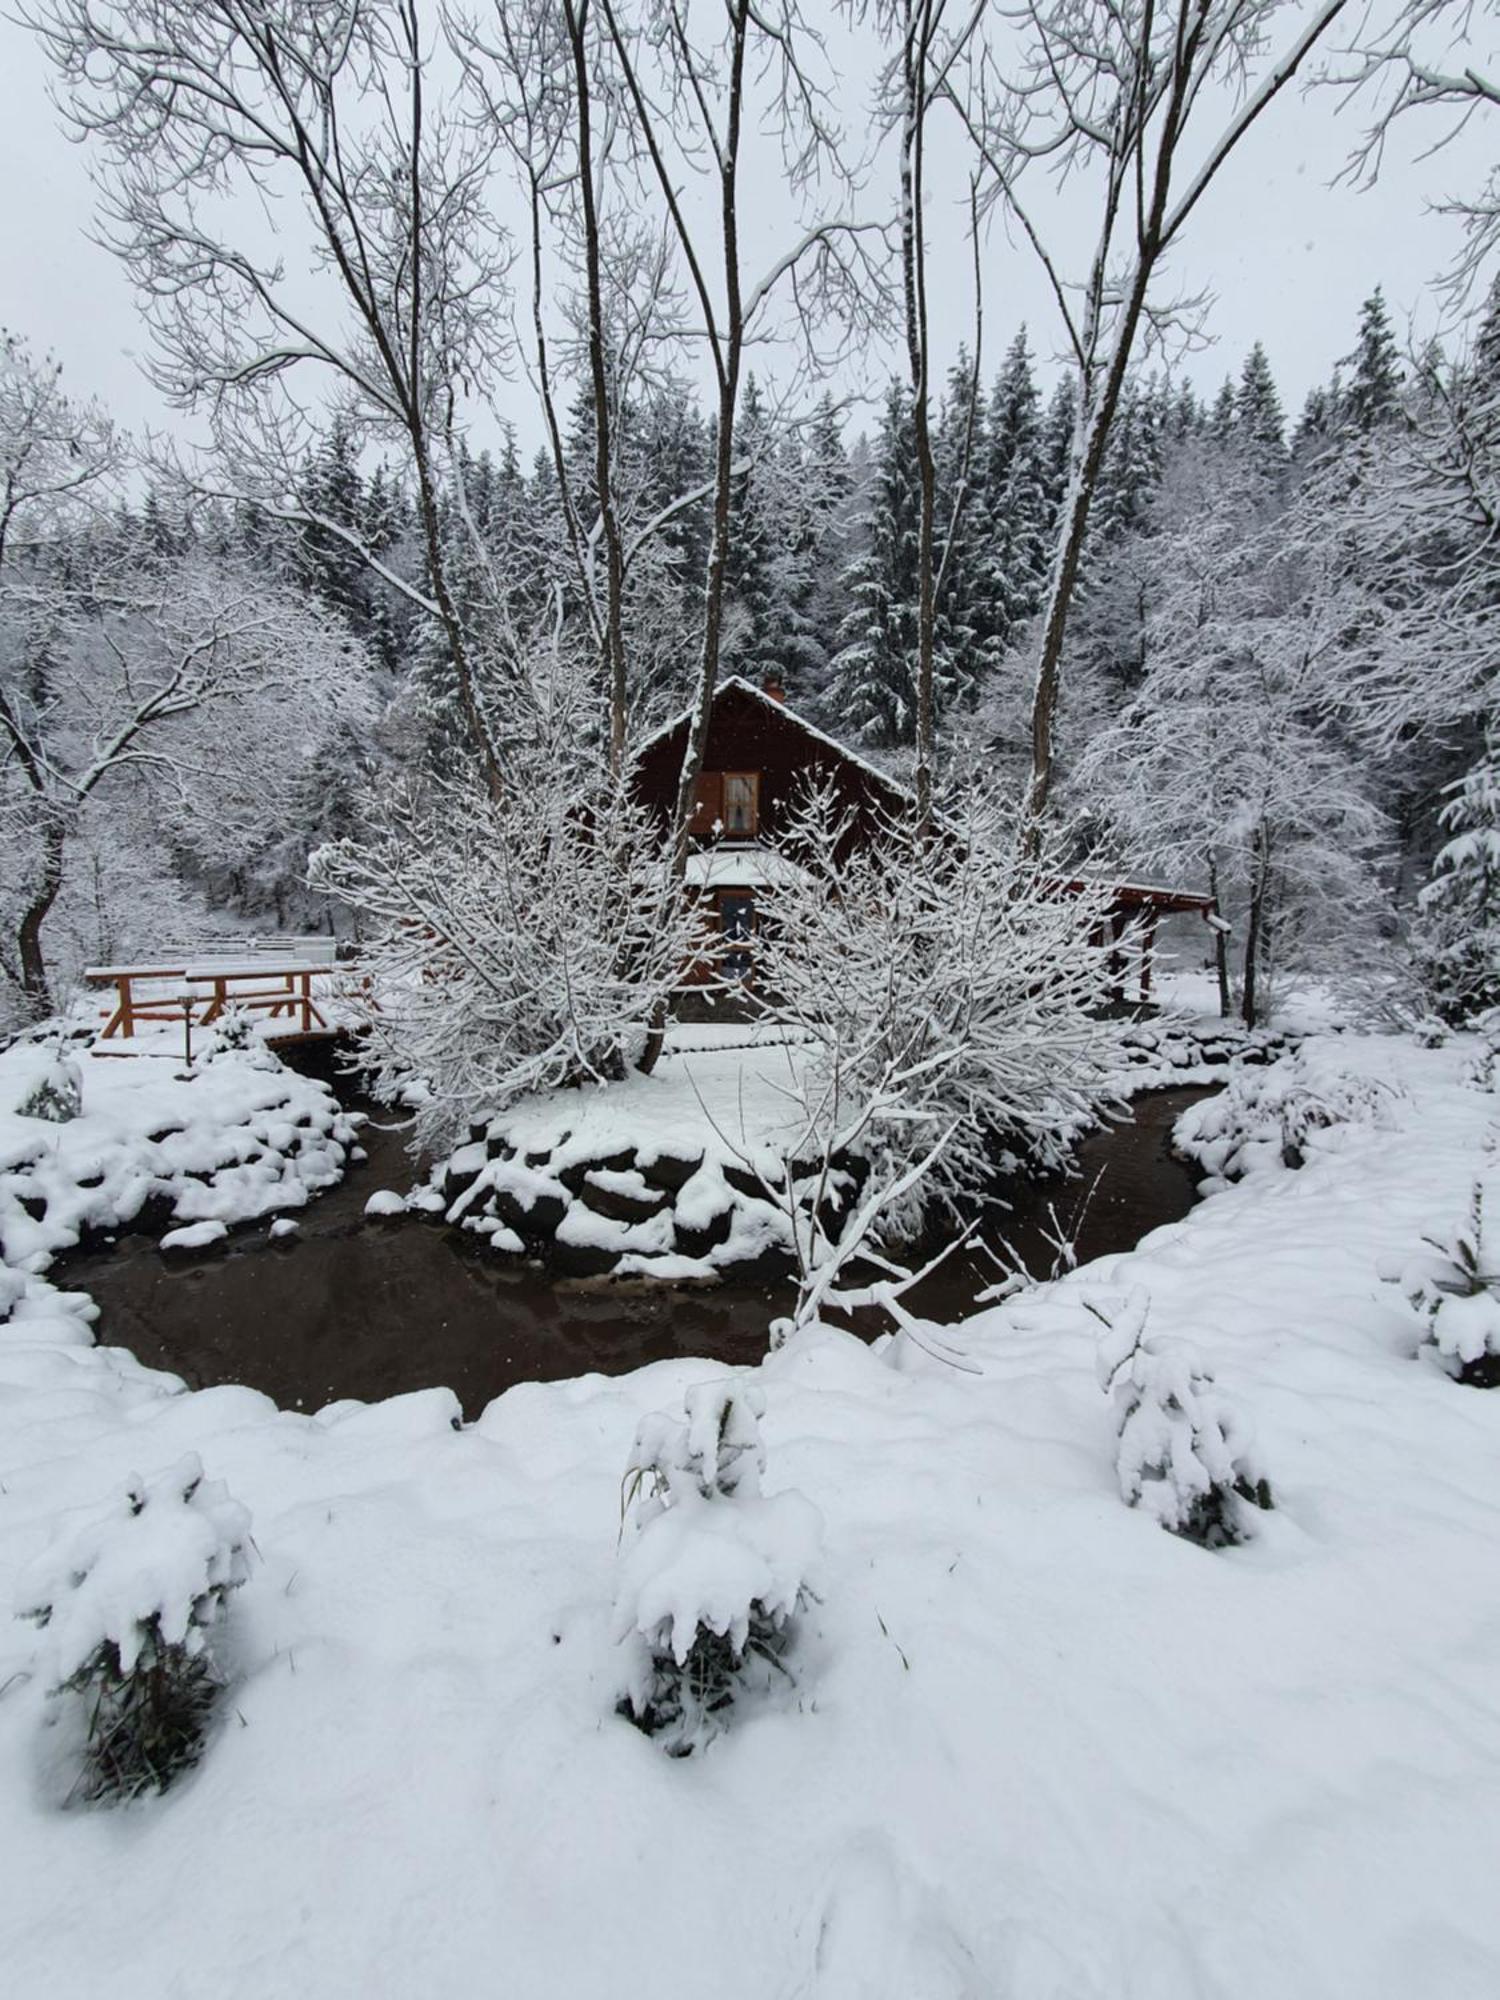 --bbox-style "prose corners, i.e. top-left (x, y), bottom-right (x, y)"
top-left (613, 1379), bottom-right (823, 1757)
top-left (1092, 1289), bottom-right (1273, 1548)
top-left (1400, 1182), bottom-right (1500, 1389)
top-left (1417, 738), bottom-right (1500, 1025)
top-left (16, 1454), bottom-right (252, 1803)
top-left (15, 1037), bottom-right (82, 1122)
top-left (309, 730), bottom-right (700, 1153)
